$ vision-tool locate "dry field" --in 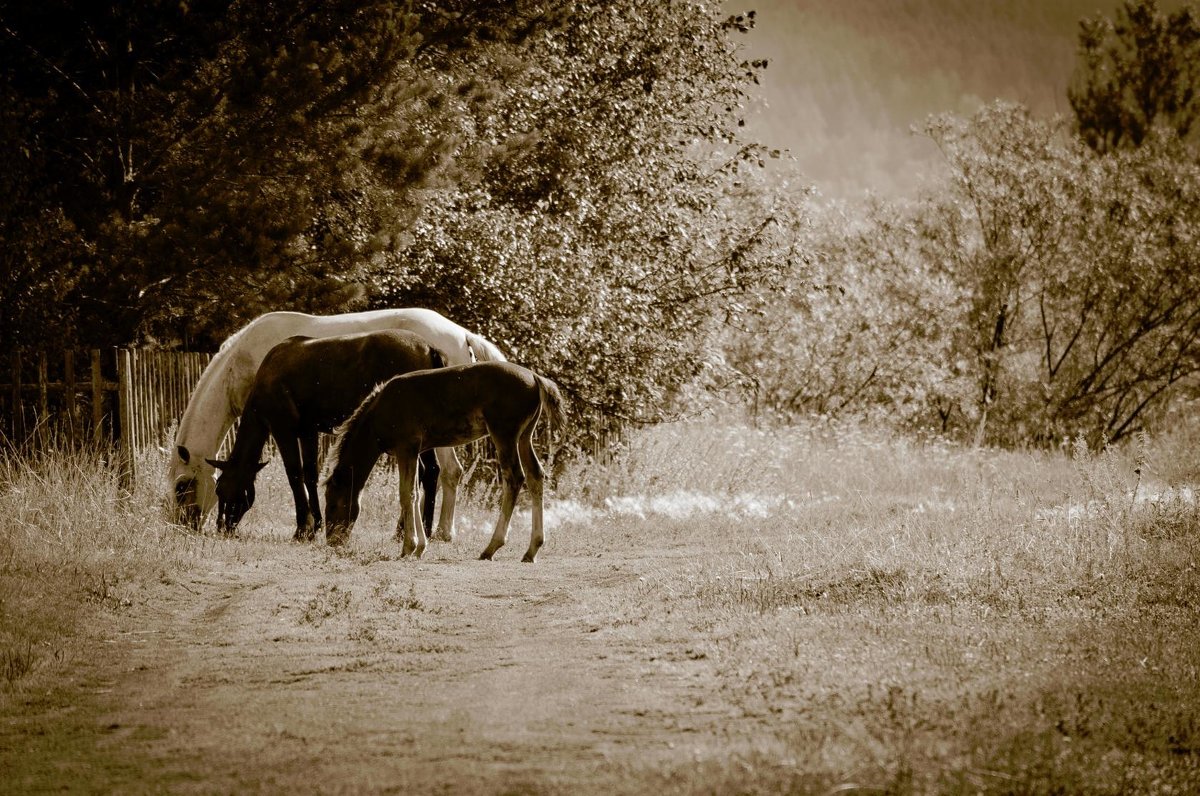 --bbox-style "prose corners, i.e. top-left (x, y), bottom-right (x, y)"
top-left (2, 422), bottom-right (1198, 794)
